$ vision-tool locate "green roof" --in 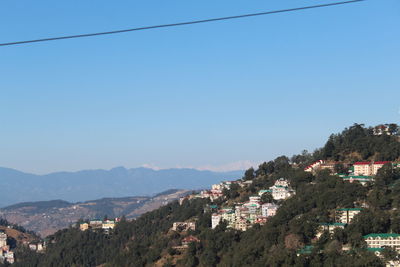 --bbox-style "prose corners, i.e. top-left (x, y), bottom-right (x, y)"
top-left (342, 176), bottom-right (372, 179)
top-left (297, 245), bottom-right (314, 255)
top-left (209, 205), bottom-right (218, 208)
top-left (319, 223), bottom-right (346, 226)
top-left (363, 233), bottom-right (400, 238)
top-left (259, 189), bottom-right (272, 193)
top-left (337, 208), bottom-right (362, 211)
top-left (367, 247), bottom-right (384, 252)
